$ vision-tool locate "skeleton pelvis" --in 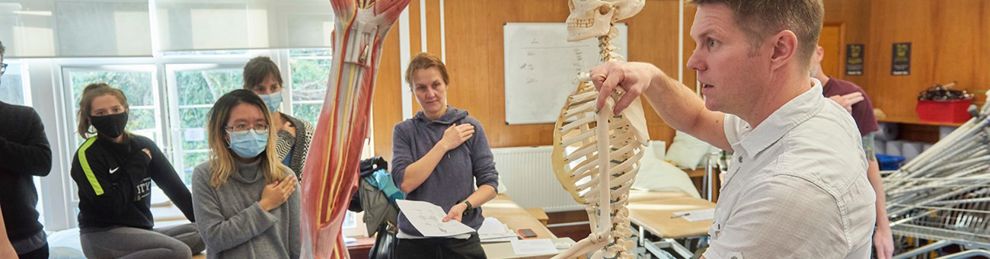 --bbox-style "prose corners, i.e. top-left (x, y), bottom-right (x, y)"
top-left (551, 80), bottom-right (649, 204)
